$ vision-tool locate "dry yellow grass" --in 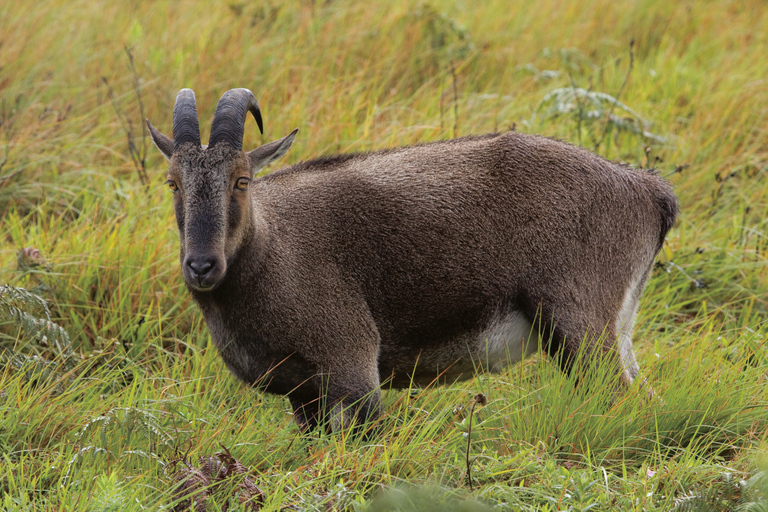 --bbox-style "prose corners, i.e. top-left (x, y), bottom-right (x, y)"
top-left (1, 1), bottom-right (767, 510)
